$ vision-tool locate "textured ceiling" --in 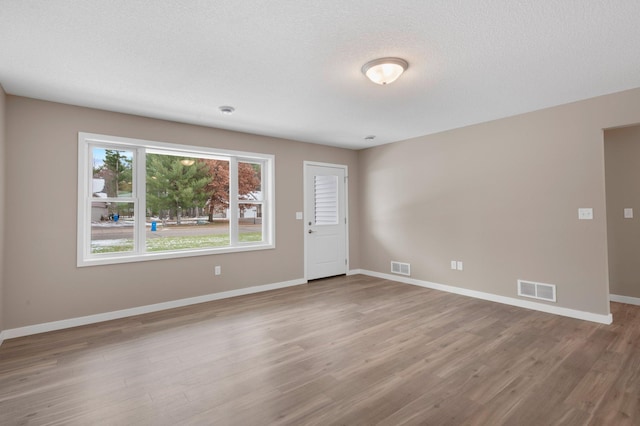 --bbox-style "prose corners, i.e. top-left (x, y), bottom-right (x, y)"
top-left (1, 1), bottom-right (639, 149)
